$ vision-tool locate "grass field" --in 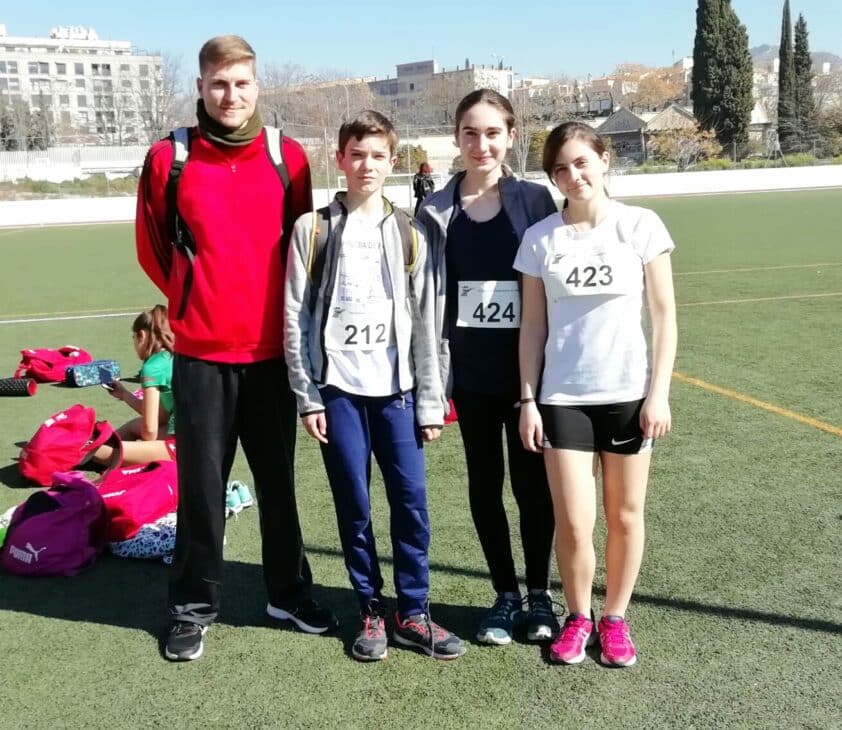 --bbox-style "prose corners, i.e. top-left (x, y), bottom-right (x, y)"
top-left (1, 189), bottom-right (841, 729)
